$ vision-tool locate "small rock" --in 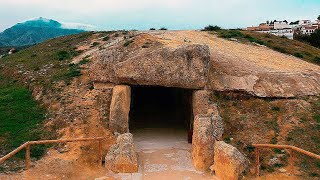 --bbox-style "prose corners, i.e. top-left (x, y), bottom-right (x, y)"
top-left (268, 157), bottom-right (281, 166)
top-left (279, 168), bottom-right (287, 173)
